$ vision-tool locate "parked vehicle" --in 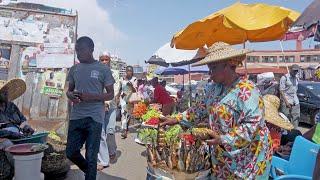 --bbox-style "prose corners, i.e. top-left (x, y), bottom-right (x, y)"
top-left (297, 81), bottom-right (320, 125)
